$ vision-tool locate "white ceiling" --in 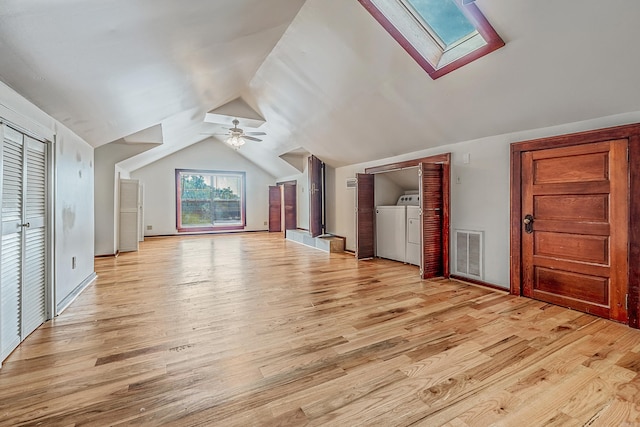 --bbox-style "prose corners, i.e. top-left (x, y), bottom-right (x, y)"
top-left (1, 0), bottom-right (640, 177)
